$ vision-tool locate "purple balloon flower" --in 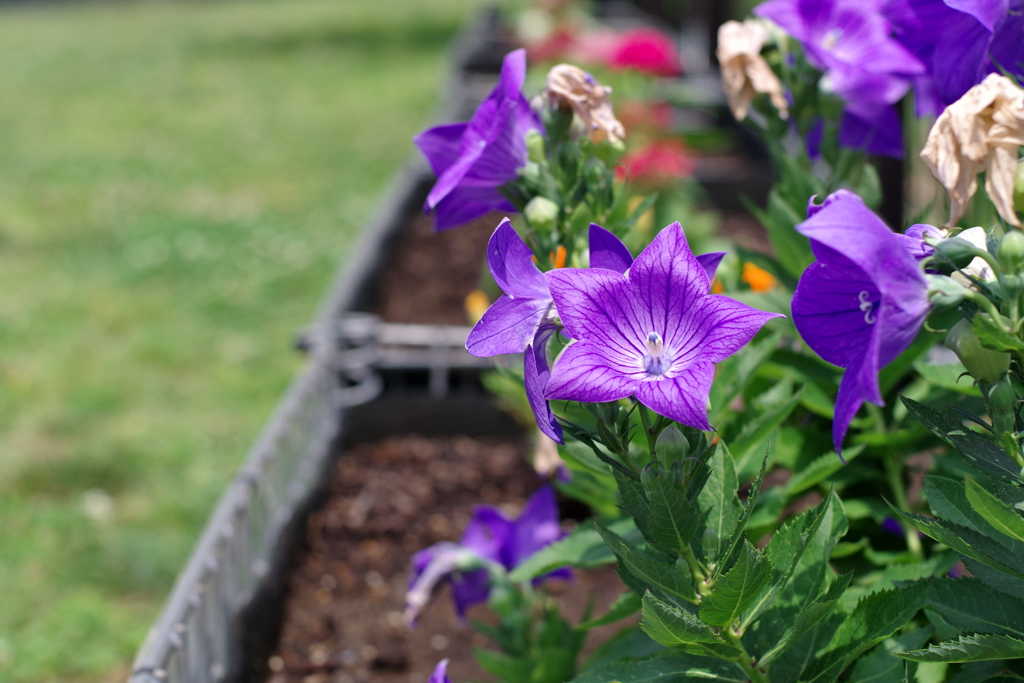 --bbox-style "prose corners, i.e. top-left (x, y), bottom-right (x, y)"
top-left (755, 0), bottom-right (924, 157)
top-left (413, 49), bottom-right (542, 231)
top-left (885, 0), bottom-right (1024, 116)
top-left (588, 223), bottom-right (726, 283)
top-left (792, 191), bottom-right (930, 455)
top-left (545, 223), bottom-right (782, 429)
top-left (404, 486), bottom-right (567, 625)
